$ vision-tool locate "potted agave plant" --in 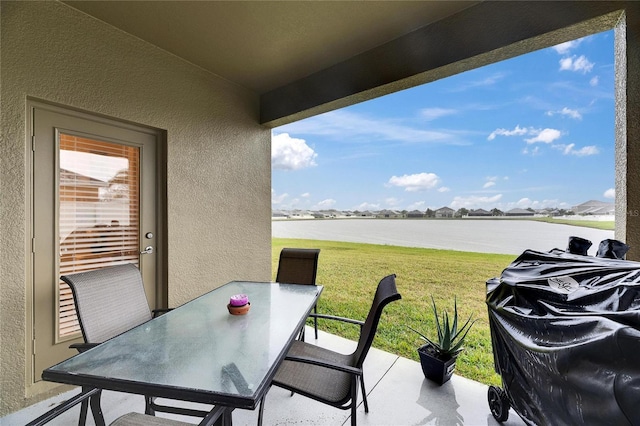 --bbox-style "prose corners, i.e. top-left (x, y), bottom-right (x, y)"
top-left (409, 296), bottom-right (475, 385)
